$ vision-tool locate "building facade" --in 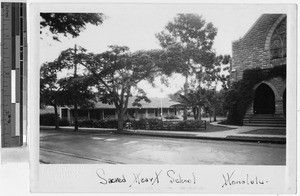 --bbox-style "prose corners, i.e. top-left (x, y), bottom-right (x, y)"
top-left (41, 97), bottom-right (183, 123)
top-left (231, 14), bottom-right (286, 126)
